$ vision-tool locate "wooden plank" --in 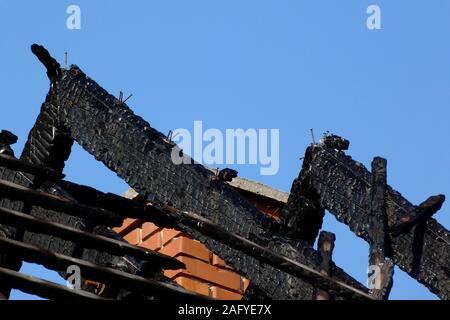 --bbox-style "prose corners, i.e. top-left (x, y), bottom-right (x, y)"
top-left (0, 266), bottom-right (107, 300)
top-left (0, 206), bottom-right (185, 270)
top-left (0, 178), bottom-right (122, 227)
top-left (0, 236), bottom-right (206, 300)
top-left (368, 157), bottom-right (393, 300)
top-left (315, 231), bottom-right (335, 300)
top-left (44, 181), bottom-right (372, 299)
top-left (0, 154), bottom-right (64, 181)
top-left (143, 203), bottom-right (374, 300)
top-left (300, 143), bottom-right (450, 299)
